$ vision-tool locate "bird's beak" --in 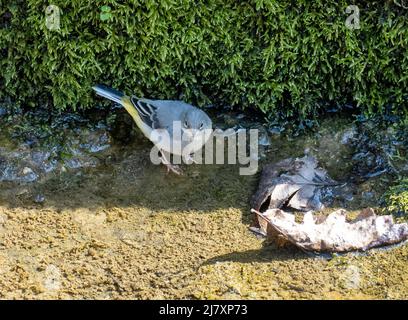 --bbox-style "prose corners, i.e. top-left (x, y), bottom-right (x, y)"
top-left (182, 128), bottom-right (198, 140)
